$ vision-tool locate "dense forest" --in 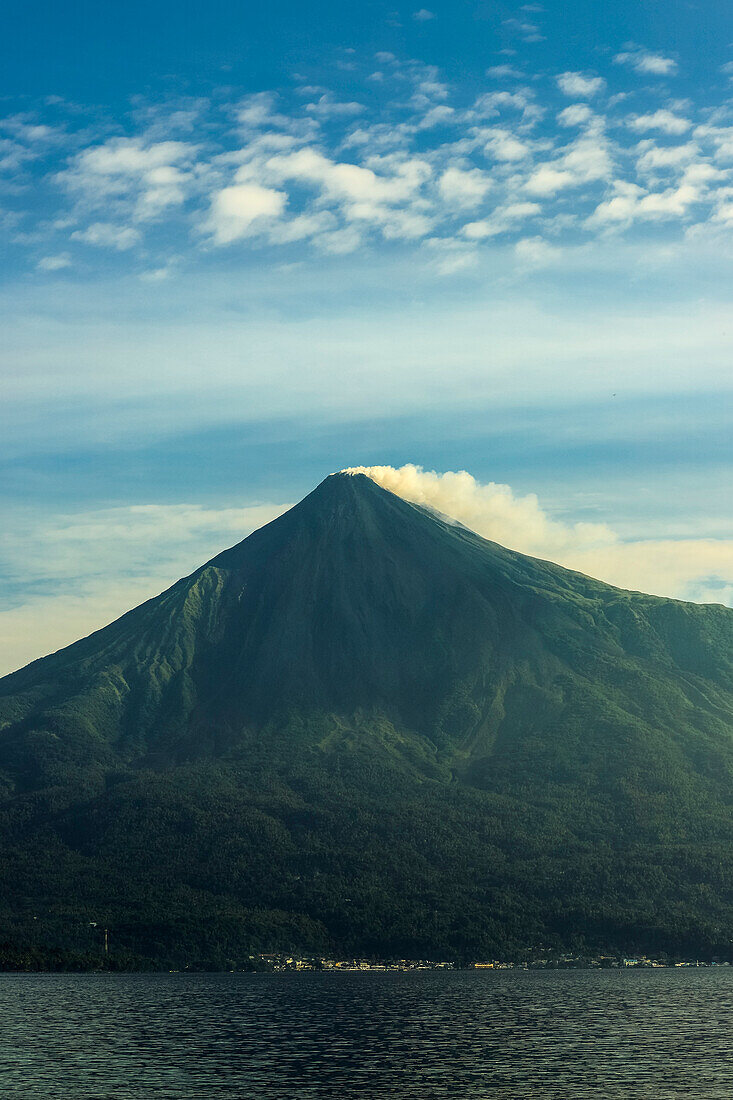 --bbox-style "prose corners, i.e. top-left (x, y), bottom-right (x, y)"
top-left (0, 474), bottom-right (731, 969)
